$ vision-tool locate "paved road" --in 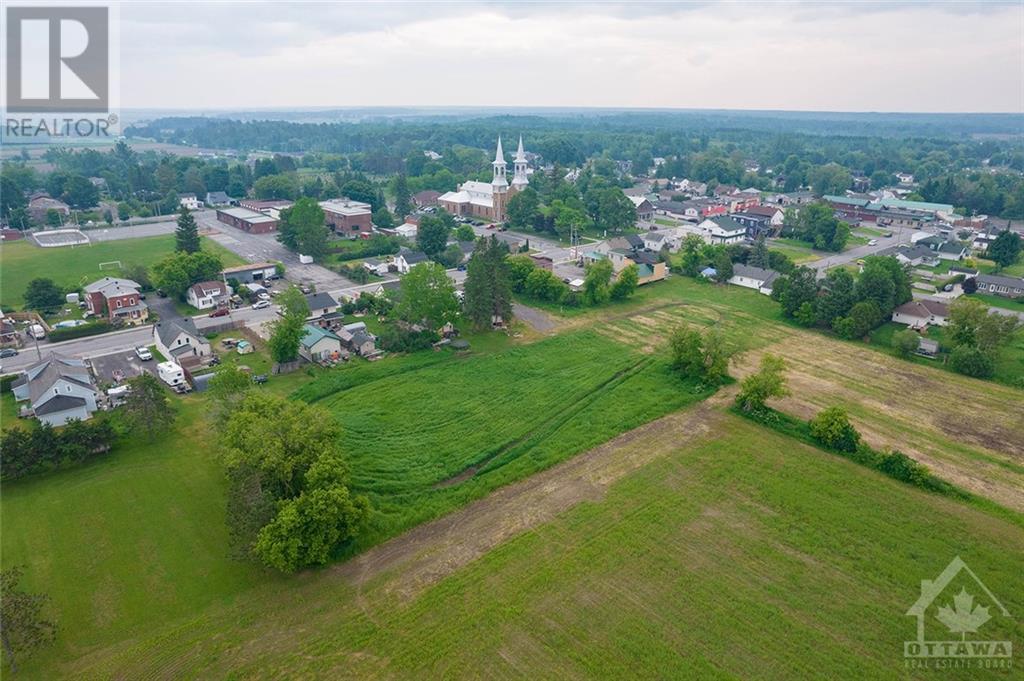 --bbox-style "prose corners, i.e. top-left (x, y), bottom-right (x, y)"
top-left (792, 225), bottom-right (919, 273)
